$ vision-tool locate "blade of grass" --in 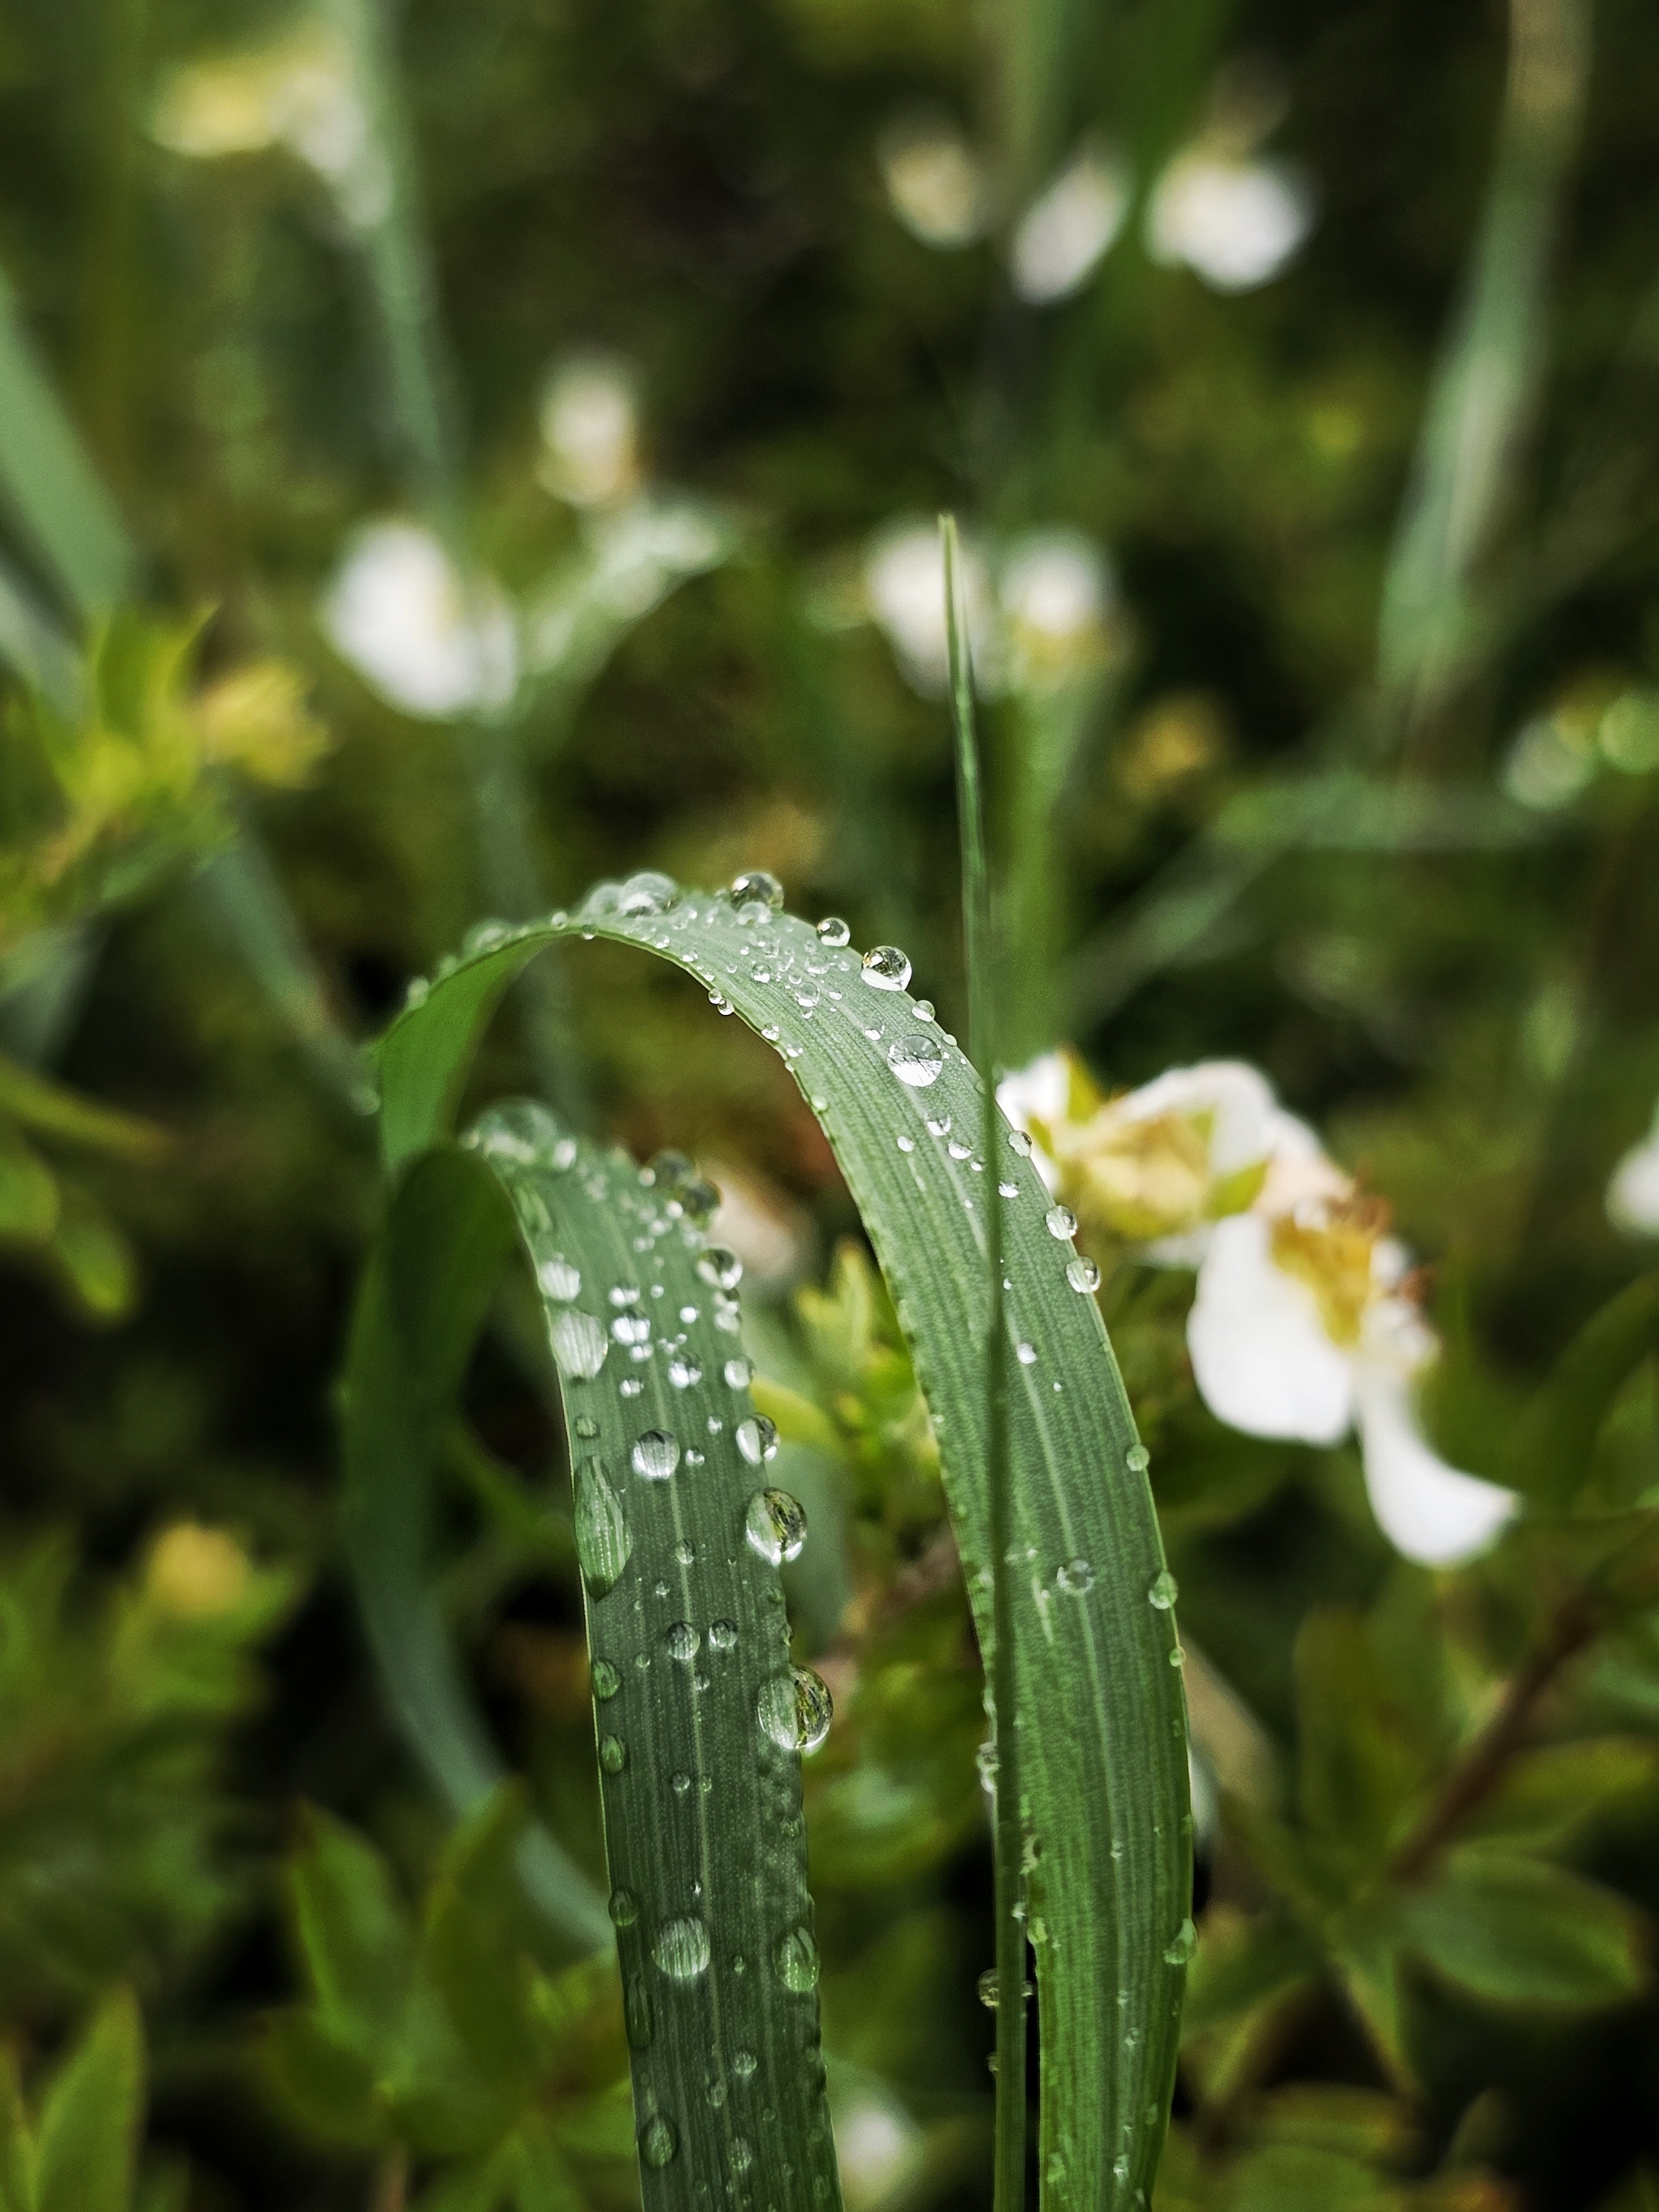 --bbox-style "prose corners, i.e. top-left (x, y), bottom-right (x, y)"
top-left (944, 514), bottom-right (1025, 2211)
top-left (371, 880), bottom-right (1190, 2212)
